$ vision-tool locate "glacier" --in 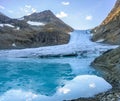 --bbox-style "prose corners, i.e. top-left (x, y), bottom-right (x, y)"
top-left (0, 30), bottom-right (118, 58)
